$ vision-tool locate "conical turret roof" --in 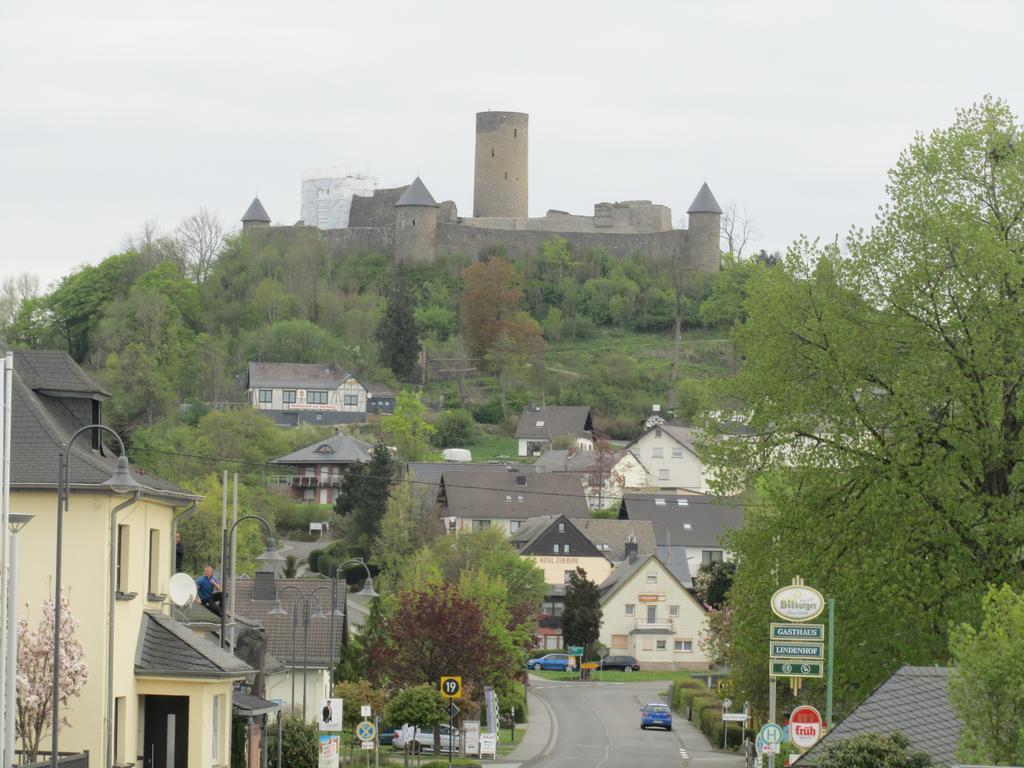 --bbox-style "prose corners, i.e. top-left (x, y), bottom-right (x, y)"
top-left (687, 183), bottom-right (722, 214)
top-left (395, 177), bottom-right (439, 208)
top-left (241, 197), bottom-right (271, 223)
